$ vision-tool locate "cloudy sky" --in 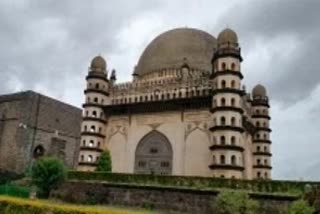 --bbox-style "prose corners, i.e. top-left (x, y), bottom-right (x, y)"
top-left (1, 0), bottom-right (320, 180)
